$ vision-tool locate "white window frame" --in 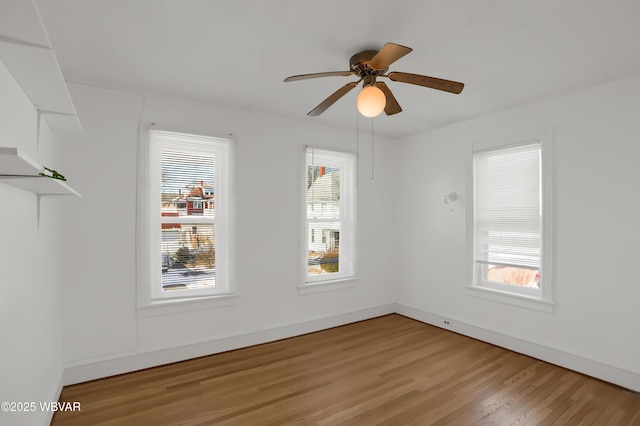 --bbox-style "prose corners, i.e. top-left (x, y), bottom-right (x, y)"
top-left (466, 130), bottom-right (553, 312)
top-left (302, 147), bottom-right (357, 287)
top-left (138, 128), bottom-right (235, 308)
